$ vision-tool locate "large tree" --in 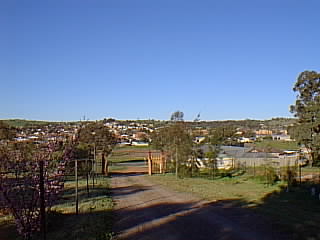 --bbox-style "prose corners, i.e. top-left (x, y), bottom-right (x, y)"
top-left (78, 122), bottom-right (117, 174)
top-left (170, 111), bottom-right (184, 122)
top-left (290, 70), bottom-right (320, 166)
top-left (152, 122), bottom-right (193, 177)
top-left (78, 122), bottom-right (116, 153)
top-left (152, 112), bottom-right (193, 177)
top-left (0, 121), bottom-right (16, 141)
